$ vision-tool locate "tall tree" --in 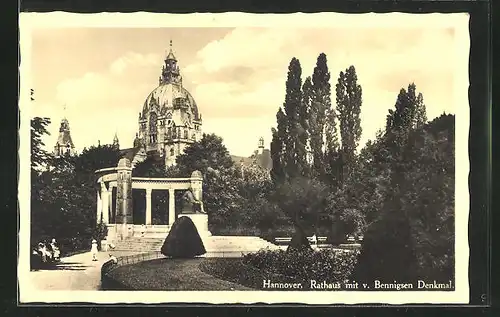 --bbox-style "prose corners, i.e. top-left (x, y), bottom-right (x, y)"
top-left (310, 53), bottom-right (332, 178)
top-left (336, 65), bottom-right (363, 184)
top-left (270, 127), bottom-right (285, 184)
top-left (414, 92), bottom-right (428, 129)
top-left (301, 77), bottom-right (314, 171)
top-left (282, 57), bottom-right (304, 179)
top-left (296, 76), bottom-right (310, 177)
